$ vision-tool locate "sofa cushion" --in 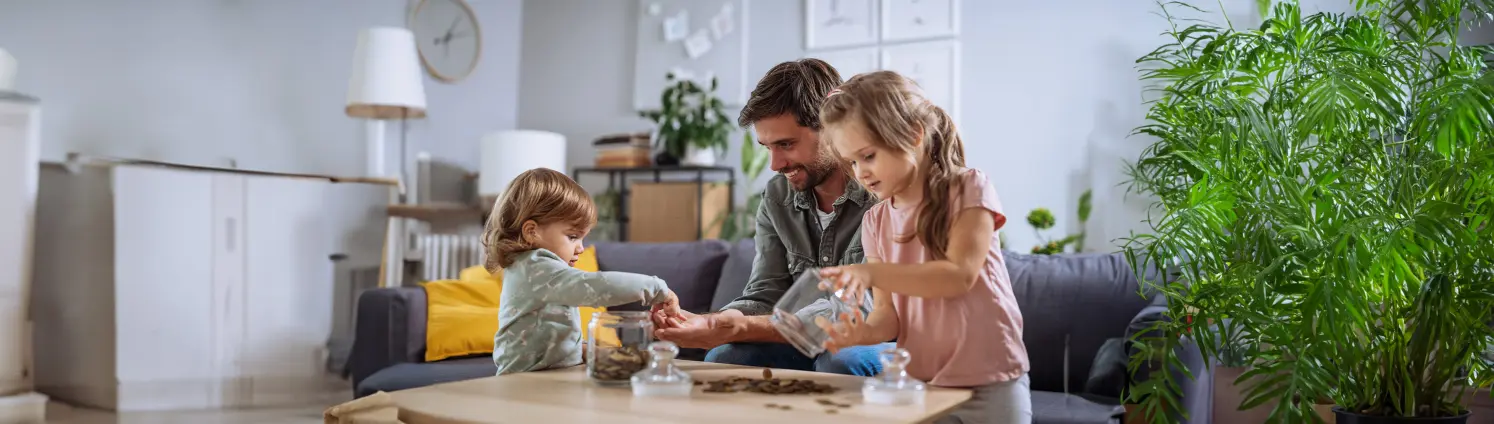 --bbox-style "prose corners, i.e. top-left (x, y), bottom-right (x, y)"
top-left (1031, 391), bottom-right (1125, 424)
top-left (355, 356), bottom-right (495, 398)
top-left (711, 238), bottom-right (756, 311)
top-left (591, 241), bottom-right (731, 314)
